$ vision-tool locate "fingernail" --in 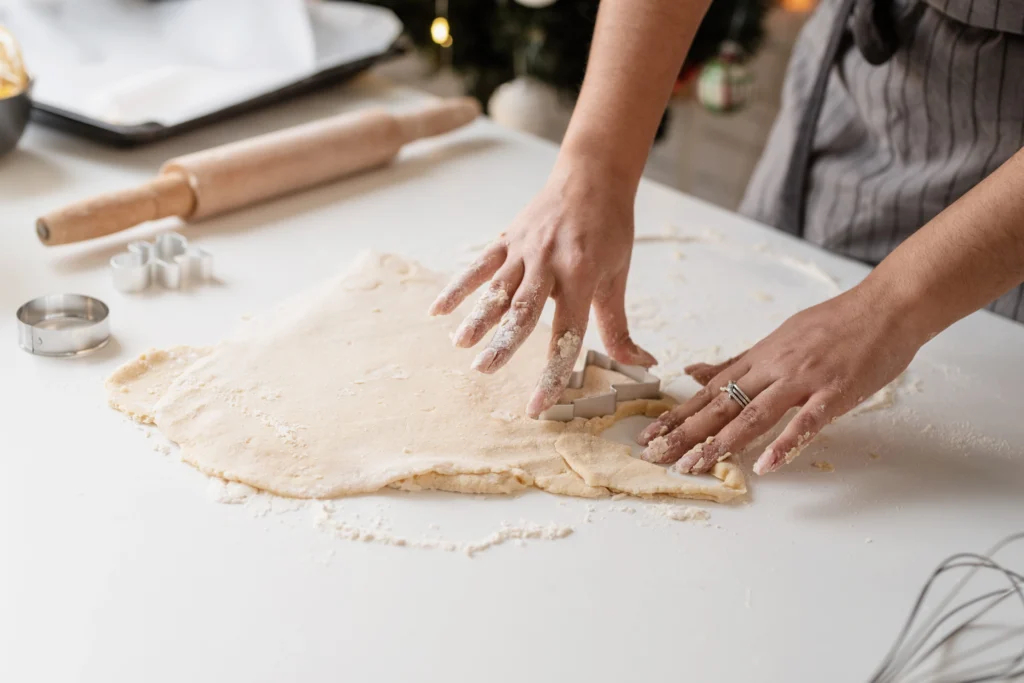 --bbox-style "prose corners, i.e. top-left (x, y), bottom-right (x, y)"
top-left (452, 321), bottom-right (475, 348)
top-left (526, 391), bottom-right (549, 419)
top-left (614, 341), bottom-right (657, 368)
top-left (753, 449), bottom-right (779, 476)
top-left (670, 441), bottom-right (710, 473)
top-left (640, 436), bottom-right (671, 463)
top-left (637, 422), bottom-right (667, 446)
top-left (669, 460), bottom-right (691, 474)
top-left (471, 348), bottom-right (497, 373)
top-left (632, 346), bottom-right (657, 367)
top-left (692, 453), bottom-right (716, 472)
top-left (429, 291), bottom-right (454, 317)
